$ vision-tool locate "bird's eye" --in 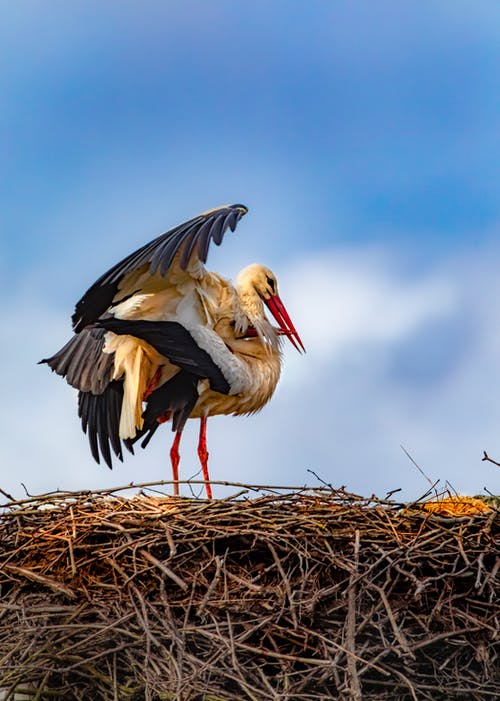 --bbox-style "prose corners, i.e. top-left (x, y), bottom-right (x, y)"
top-left (266, 276), bottom-right (275, 293)
top-left (229, 320), bottom-right (235, 327)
